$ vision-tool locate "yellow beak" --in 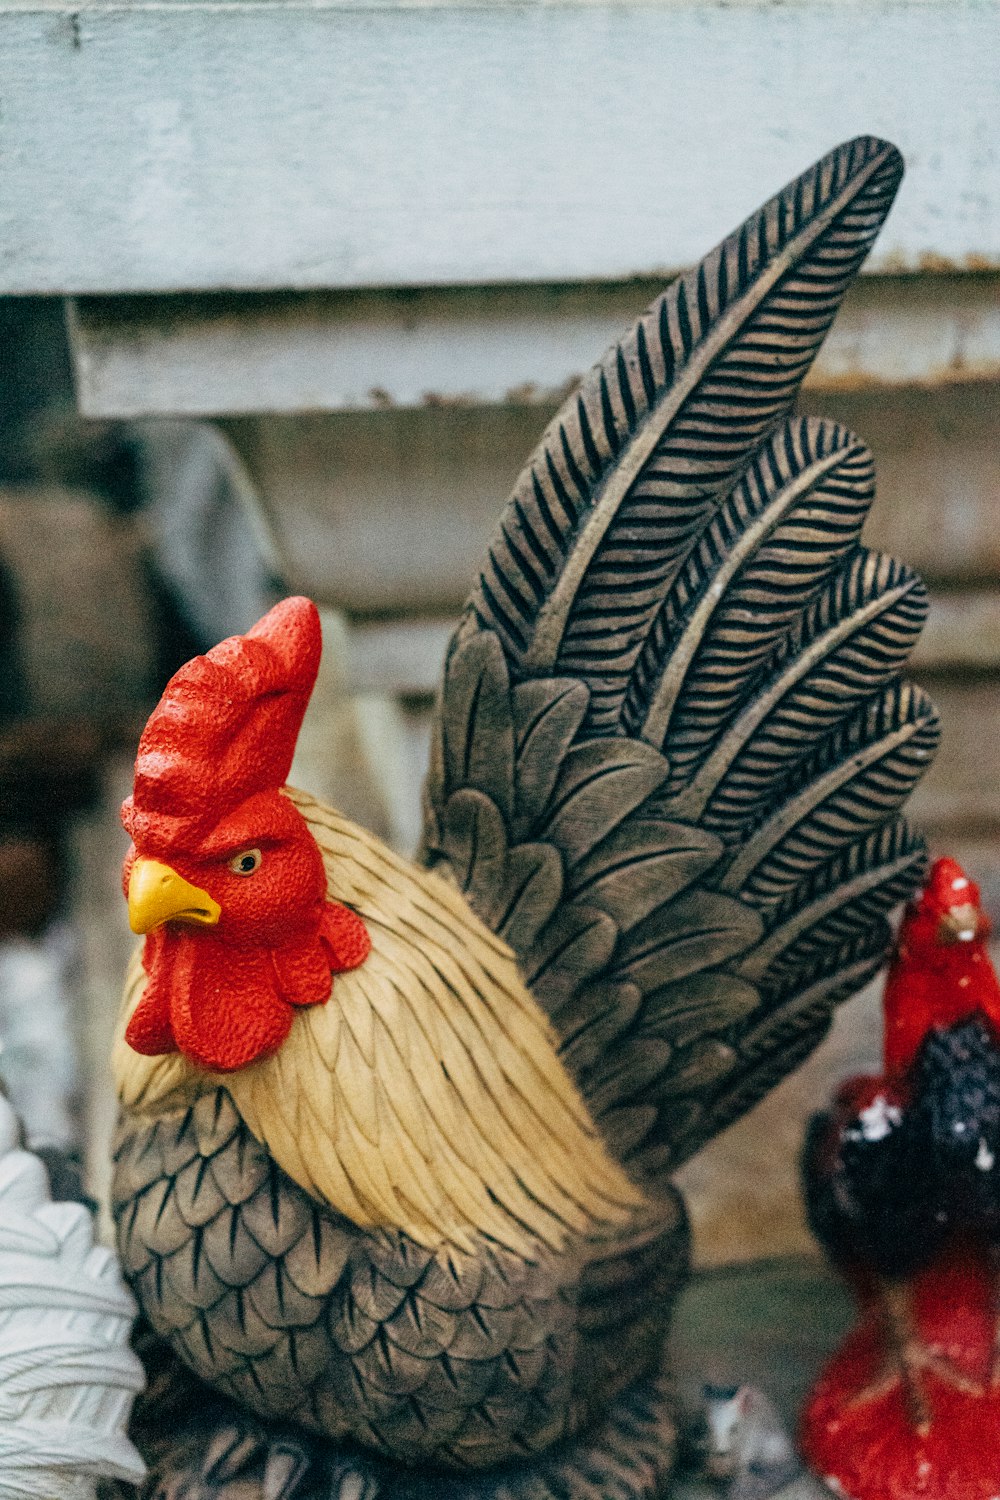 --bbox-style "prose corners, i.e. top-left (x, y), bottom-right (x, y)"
top-left (128, 859), bottom-right (221, 935)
